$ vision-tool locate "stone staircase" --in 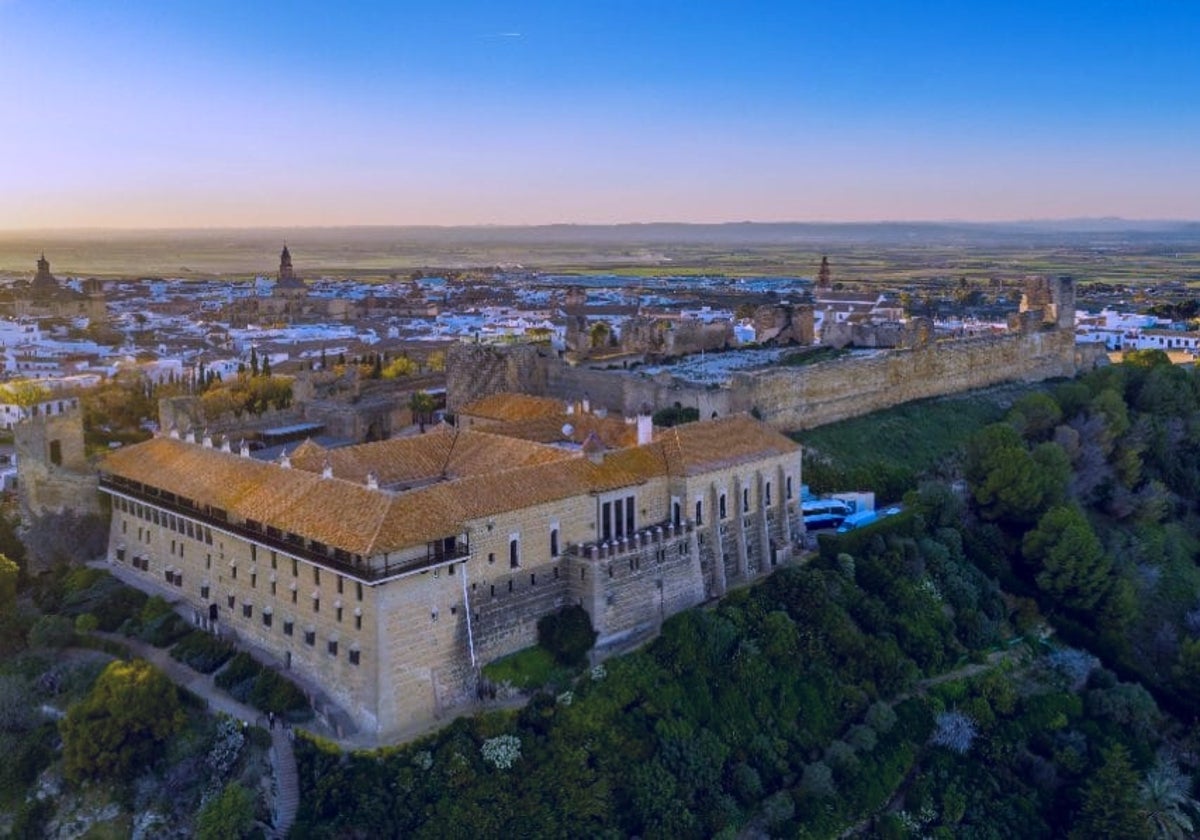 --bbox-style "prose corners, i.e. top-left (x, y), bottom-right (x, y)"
top-left (268, 728), bottom-right (300, 839)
